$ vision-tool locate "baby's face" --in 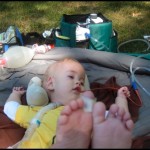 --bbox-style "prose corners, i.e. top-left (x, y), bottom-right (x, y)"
top-left (53, 60), bottom-right (85, 105)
